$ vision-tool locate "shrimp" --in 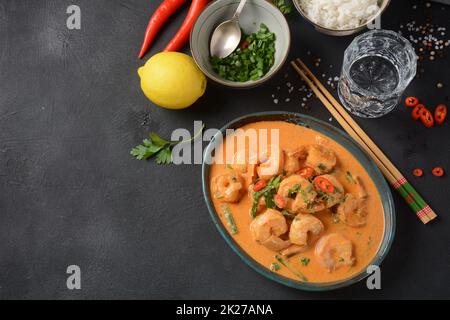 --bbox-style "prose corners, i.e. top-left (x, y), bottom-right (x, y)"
top-left (230, 149), bottom-right (258, 173)
top-left (277, 175), bottom-right (323, 214)
top-left (257, 145), bottom-right (284, 180)
top-left (305, 145), bottom-right (337, 174)
top-left (315, 233), bottom-right (355, 271)
top-left (282, 213), bottom-right (324, 257)
top-left (283, 147), bottom-right (307, 175)
top-left (337, 177), bottom-right (368, 227)
top-left (289, 214), bottom-right (324, 246)
top-left (212, 173), bottom-right (245, 203)
top-left (313, 174), bottom-right (345, 209)
top-left (250, 209), bottom-right (291, 251)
